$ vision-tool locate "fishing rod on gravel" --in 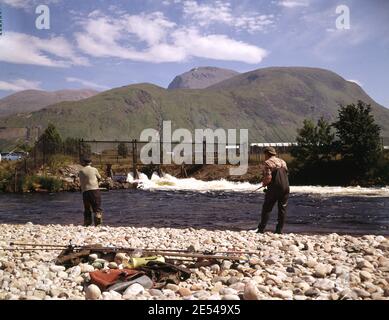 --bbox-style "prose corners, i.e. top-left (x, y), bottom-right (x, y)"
top-left (4, 241), bottom-right (259, 256)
